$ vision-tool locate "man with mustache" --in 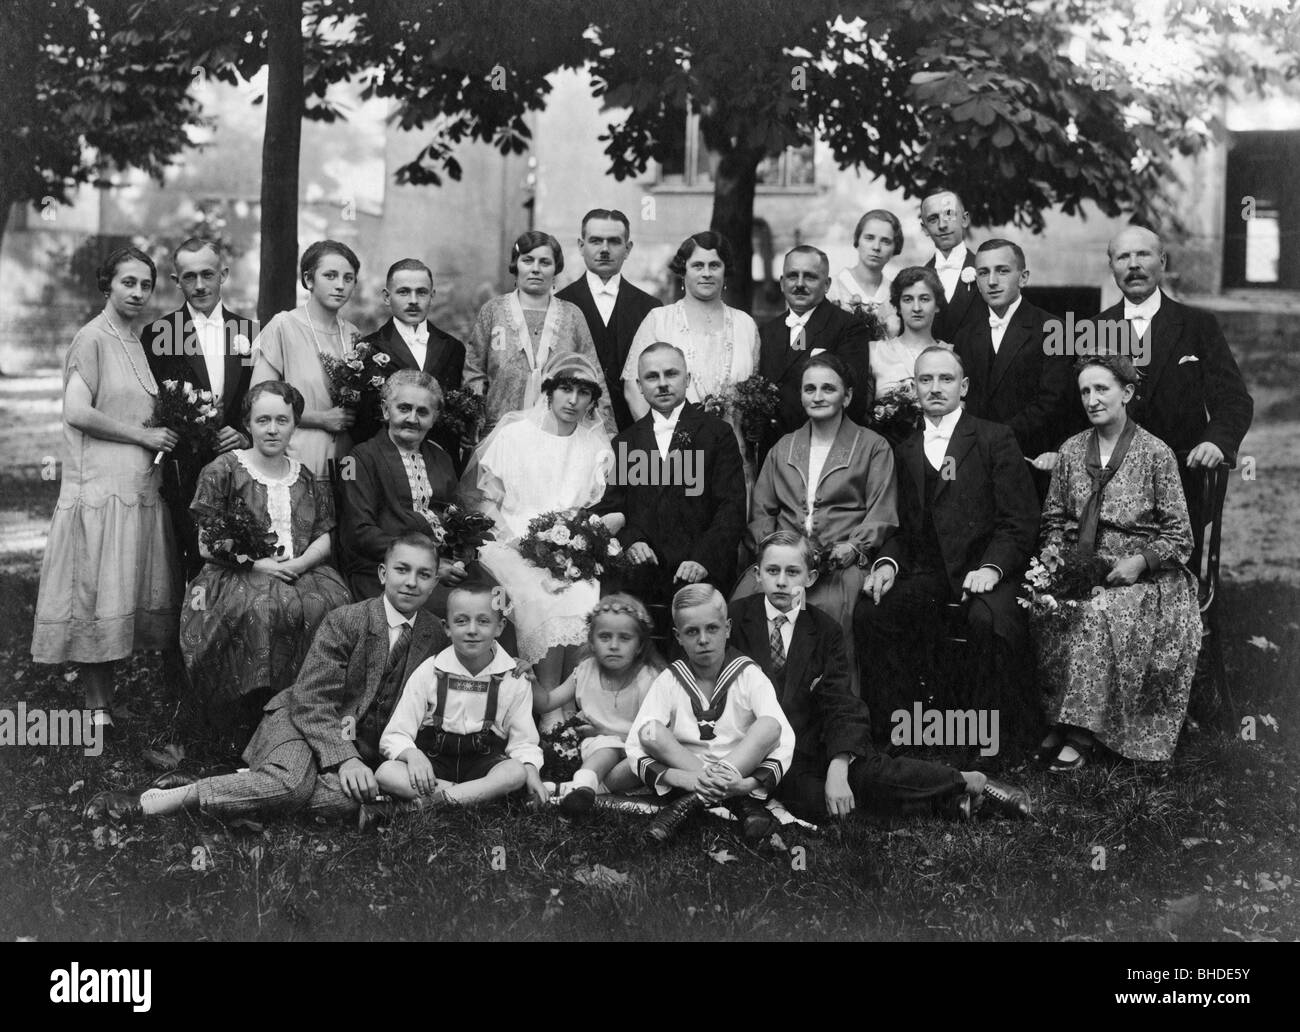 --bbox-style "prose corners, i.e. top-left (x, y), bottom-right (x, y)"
top-left (756, 246), bottom-right (873, 463)
top-left (1086, 225), bottom-right (1252, 521)
top-left (854, 348), bottom-right (1040, 763)
top-left (557, 209), bottom-right (661, 431)
top-left (355, 259), bottom-right (465, 454)
top-left (143, 237), bottom-right (257, 579)
top-left (921, 189), bottom-right (988, 343)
